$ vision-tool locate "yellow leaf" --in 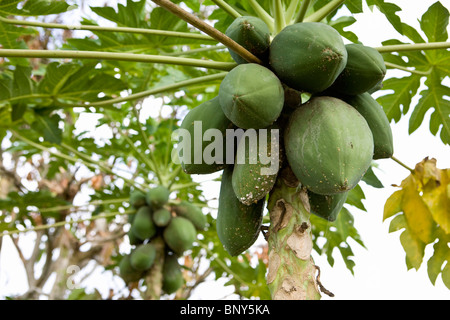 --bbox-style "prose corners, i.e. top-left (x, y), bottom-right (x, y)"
top-left (383, 189), bottom-right (403, 221)
top-left (401, 175), bottom-right (436, 244)
top-left (414, 157), bottom-right (441, 191)
top-left (422, 169), bottom-right (450, 234)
